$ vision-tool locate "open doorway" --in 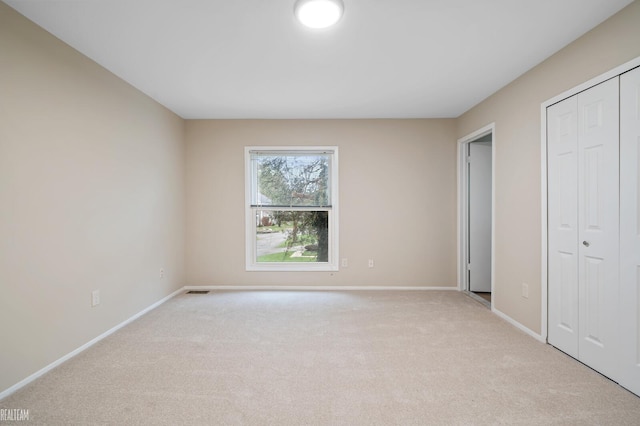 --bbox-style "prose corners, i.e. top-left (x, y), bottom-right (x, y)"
top-left (458, 124), bottom-right (494, 308)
